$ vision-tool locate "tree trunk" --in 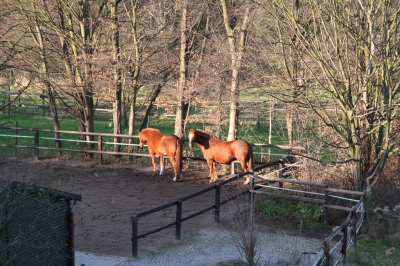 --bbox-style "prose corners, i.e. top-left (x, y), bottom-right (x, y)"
top-left (111, 0), bottom-right (122, 154)
top-left (35, 17), bottom-right (62, 150)
top-left (126, 0), bottom-right (141, 152)
top-left (174, 0), bottom-right (189, 138)
top-left (220, 0), bottom-right (250, 141)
